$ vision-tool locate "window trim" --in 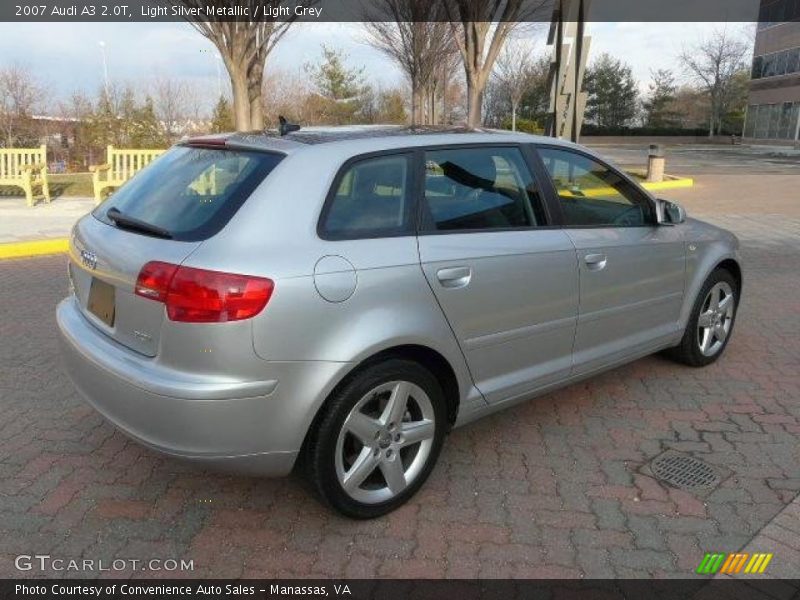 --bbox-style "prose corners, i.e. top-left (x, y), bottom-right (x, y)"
top-left (317, 149), bottom-right (417, 241)
top-left (531, 143), bottom-right (658, 229)
top-left (414, 142), bottom-right (556, 236)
